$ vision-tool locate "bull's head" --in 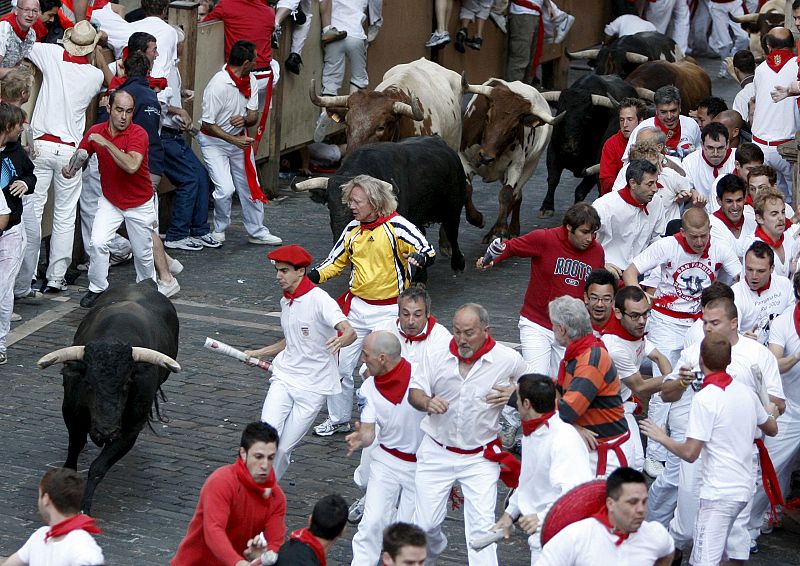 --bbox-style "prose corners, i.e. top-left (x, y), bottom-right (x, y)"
top-left (540, 89), bottom-right (617, 158)
top-left (293, 175), bottom-right (371, 238)
top-left (38, 343), bottom-right (180, 446)
top-left (309, 80), bottom-right (424, 154)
